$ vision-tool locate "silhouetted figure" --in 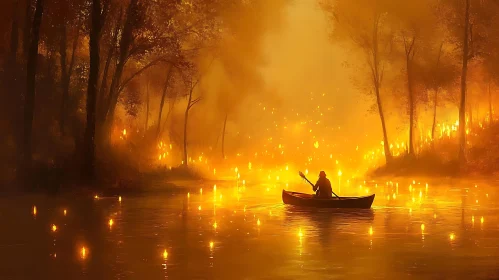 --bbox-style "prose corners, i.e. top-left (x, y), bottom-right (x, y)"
top-left (313, 171), bottom-right (332, 198)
